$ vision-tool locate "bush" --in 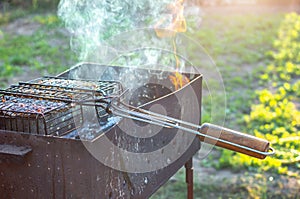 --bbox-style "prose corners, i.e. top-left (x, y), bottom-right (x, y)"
top-left (219, 13), bottom-right (300, 176)
top-left (0, 0), bottom-right (60, 10)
